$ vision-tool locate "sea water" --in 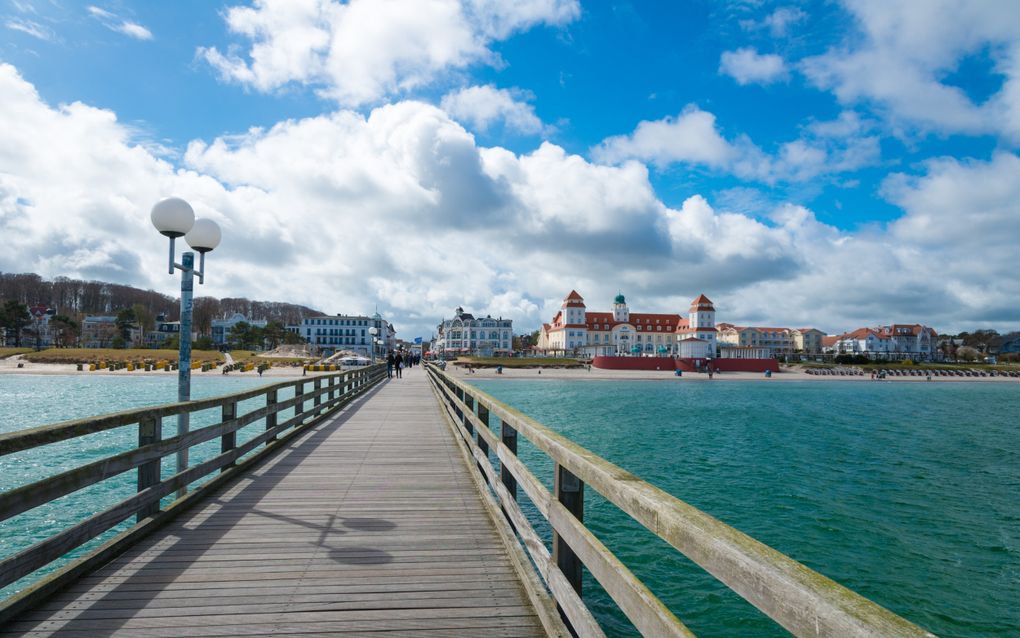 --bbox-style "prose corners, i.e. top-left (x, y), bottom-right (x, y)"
top-left (471, 379), bottom-right (1020, 638)
top-left (0, 374), bottom-right (286, 599)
